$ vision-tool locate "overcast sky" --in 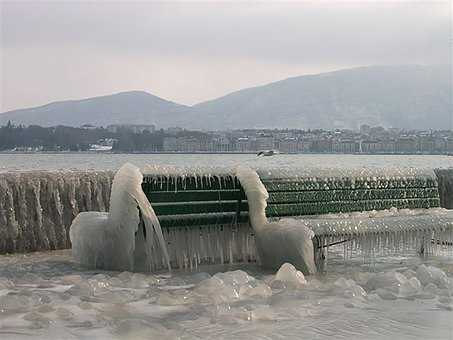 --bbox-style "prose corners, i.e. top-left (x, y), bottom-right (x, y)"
top-left (0, 0), bottom-right (451, 112)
